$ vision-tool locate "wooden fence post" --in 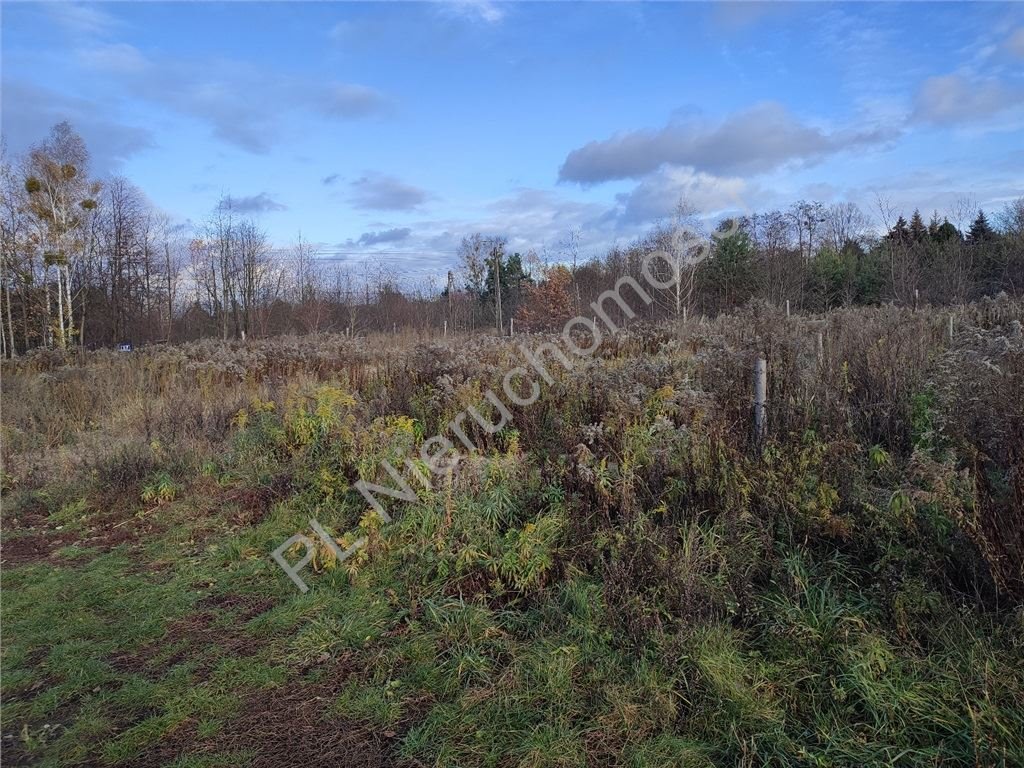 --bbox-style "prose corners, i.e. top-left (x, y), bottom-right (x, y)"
top-left (753, 357), bottom-right (767, 449)
top-left (948, 313), bottom-right (954, 344)
top-left (785, 300), bottom-right (790, 319)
